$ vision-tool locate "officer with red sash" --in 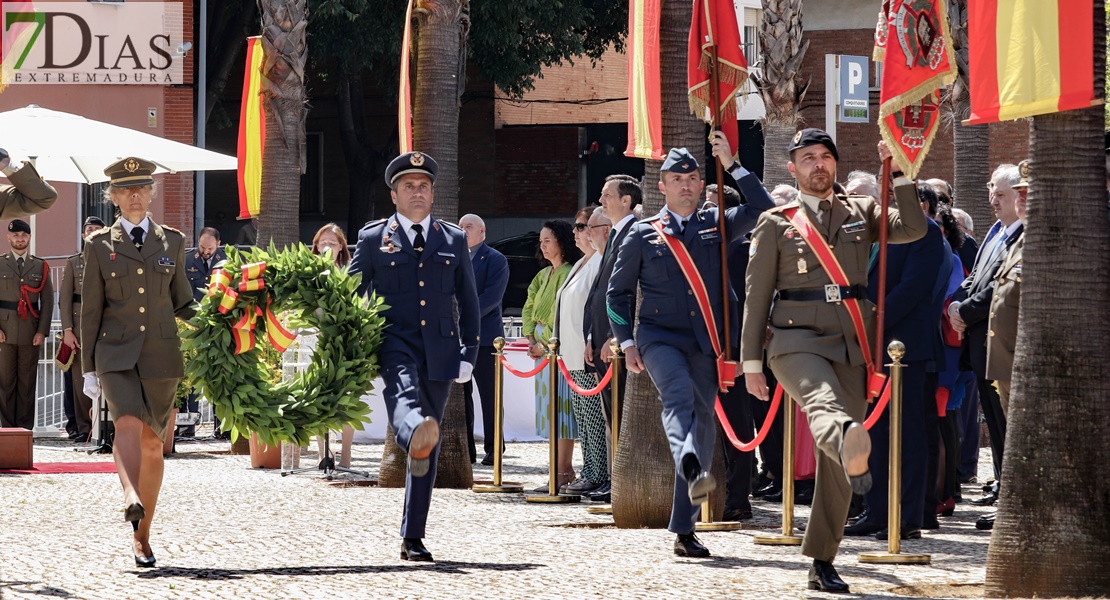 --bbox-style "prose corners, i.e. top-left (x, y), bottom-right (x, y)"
top-left (741, 130), bottom-right (927, 593)
top-left (607, 138), bottom-right (774, 558)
